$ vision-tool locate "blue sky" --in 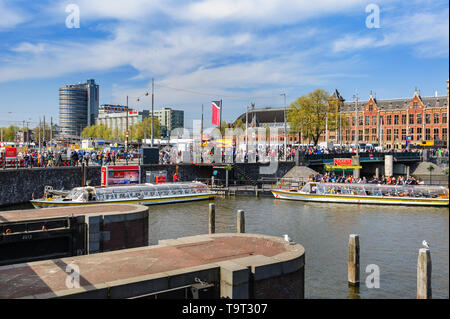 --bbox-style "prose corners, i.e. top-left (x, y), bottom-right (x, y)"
top-left (0, 0), bottom-right (448, 129)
